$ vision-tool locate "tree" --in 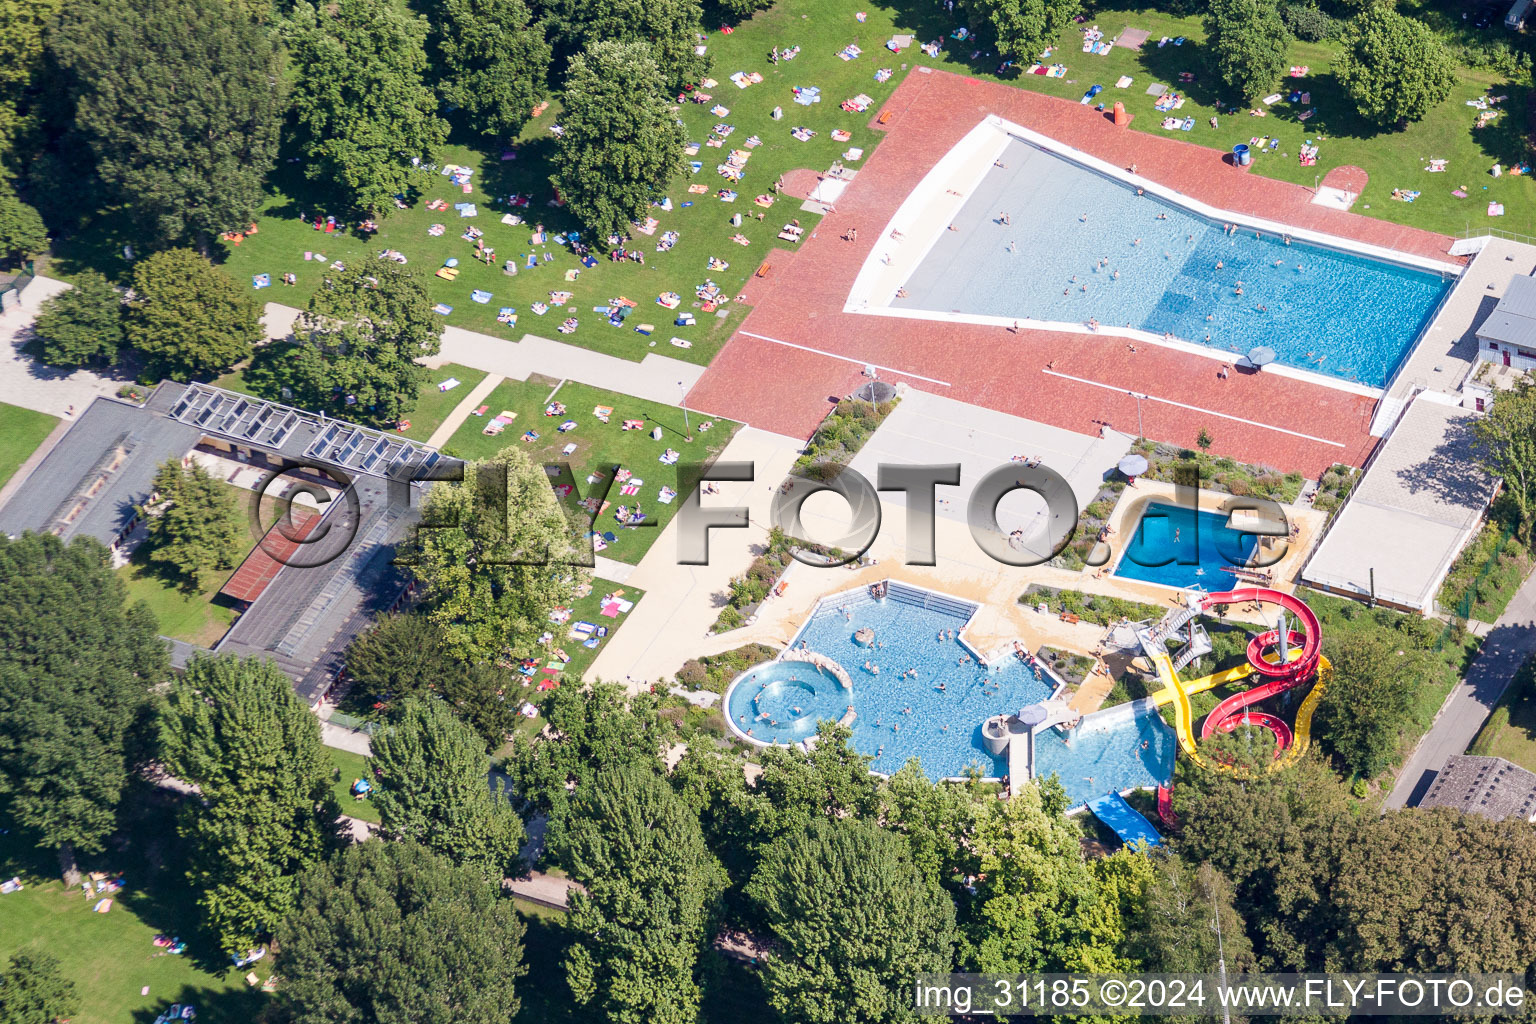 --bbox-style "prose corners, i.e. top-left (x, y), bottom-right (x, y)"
top-left (370, 699), bottom-right (525, 879)
top-left (559, 767), bottom-right (727, 1024)
top-left (126, 248), bottom-right (261, 382)
top-left (1204, 0), bottom-right (1289, 106)
top-left (409, 444), bottom-right (587, 662)
top-left (1334, 6), bottom-right (1455, 127)
top-left (551, 41), bottom-right (684, 242)
top-left (1130, 856), bottom-right (1254, 972)
top-left (271, 841), bottom-right (526, 1024)
top-left (0, 951), bottom-right (77, 1024)
top-left (0, 0), bottom-right (66, 168)
top-left (749, 817), bottom-right (956, 1023)
top-left (509, 682), bottom-right (669, 833)
top-left (283, 263), bottom-right (440, 425)
top-left (711, 0), bottom-right (774, 21)
top-left (345, 613), bottom-right (518, 747)
top-left (0, 179), bottom-right (45, 268)
top-left (542, 0), bottom-right (707, 91)
top-left (964, 782), bottom-right (1129, 973)
top-left (140, 460), bottom-right (247, 586)
top-left (433, 0), bottom-right (550, 140)
top-left (1196, 425), bottom-right (1214, 452)
top-left (287, 0), bottom-right (447, 215)
top-left (49, 0), bottom-right (283, 246)
top-left (1475, 378), bottom-right (1536, 543)
top-left (0, 533), bottom-right (166, 874)
top-left (160, 655), bottom-right (340, 953)
top-left (30, 269), bottom-right (121, 367)
top-left (958, 0), bottom-right (1081, 65)
top-left (1316, 630), bottom-right (1426, 777)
